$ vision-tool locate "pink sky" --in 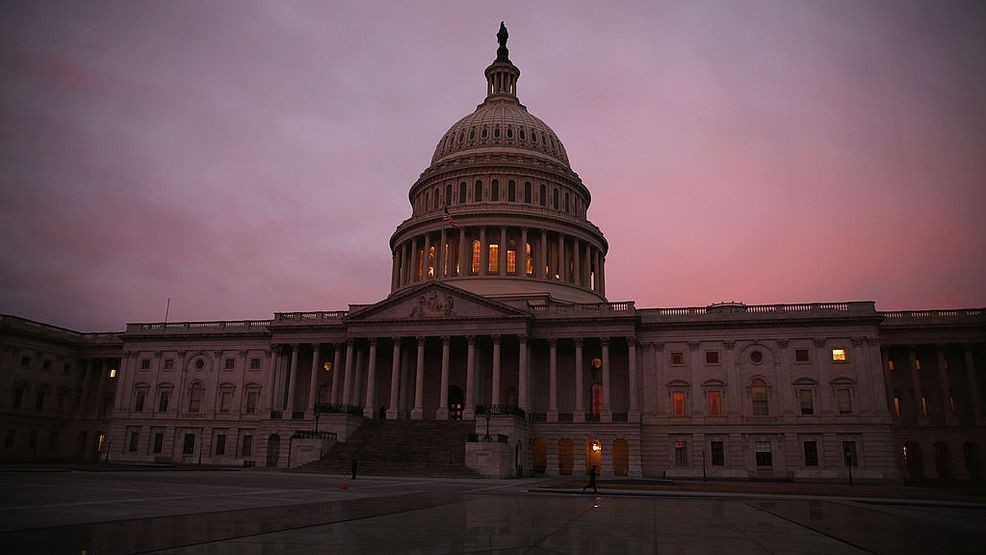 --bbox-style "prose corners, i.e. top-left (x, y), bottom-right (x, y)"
top-left (1, 1), bottom-right (984, 331)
